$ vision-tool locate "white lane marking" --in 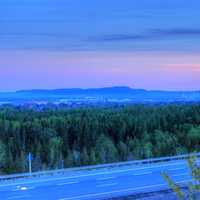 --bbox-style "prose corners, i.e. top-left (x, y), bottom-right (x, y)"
top-left (169, 167), bottom-right (185, 171)
top-left (0, 161), bottom-right (187, 188)
top-left (172, 173), bottom-right (188, 177)
top-left (96, 183), bottom-right (118, 188)
top-left (8, 195), bottom-right (31, 199)
top-left (57, 181), bottom-right (79, 186)
top-left (12, 186), bottom-right (35, 191)
top-left (59, 179), bottom-right (192, 200)
top-left (133, 172), bottom-right (153, 176)
top-left (97, 176), bottom-right (116, 181)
